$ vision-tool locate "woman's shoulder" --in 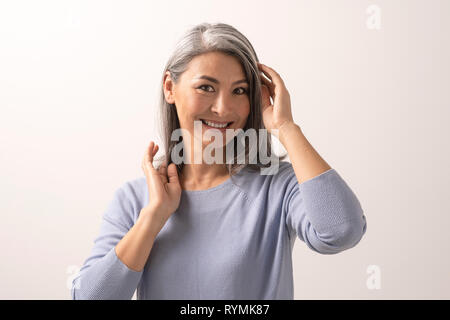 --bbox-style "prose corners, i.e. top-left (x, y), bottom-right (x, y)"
top-left (230, 161), bottom-right (295, 196)
top-left (113, 175), bottom-right (148, 209)
top-left (238, 161), bottom-right (293, 180)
